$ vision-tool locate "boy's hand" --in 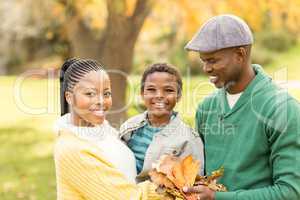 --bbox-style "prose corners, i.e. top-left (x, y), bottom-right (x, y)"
top-left (183, 185), bottom-right (216, 200)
